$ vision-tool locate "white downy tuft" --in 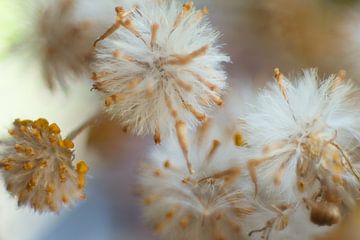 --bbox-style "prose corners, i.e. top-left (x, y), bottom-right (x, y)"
top-left (138, 120), bottom-right (252, 240)
top-left (242, 69), bottom-right (360, 229)
top-left (91, 0), bottom-right (230, 141)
